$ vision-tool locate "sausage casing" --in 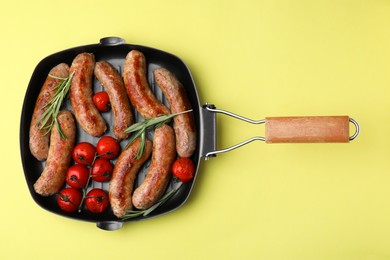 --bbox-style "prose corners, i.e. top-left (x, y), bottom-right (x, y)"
top-left (94, 61), bottom-right (134, 139)
top-left (109, 138), bottom-right (153, 217)
top-left (154, 68), bottom-right (197, 157)
top-left (33, 110), bottom-right (76, 196)
top-left (69, 53), bottom-right (107, 136)
top-left (29, 63), bottom-right (69, 161)
top-left (132, 124), bottom-right (176, 210)
top-left (123, 50), bottom-right (170, 119)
